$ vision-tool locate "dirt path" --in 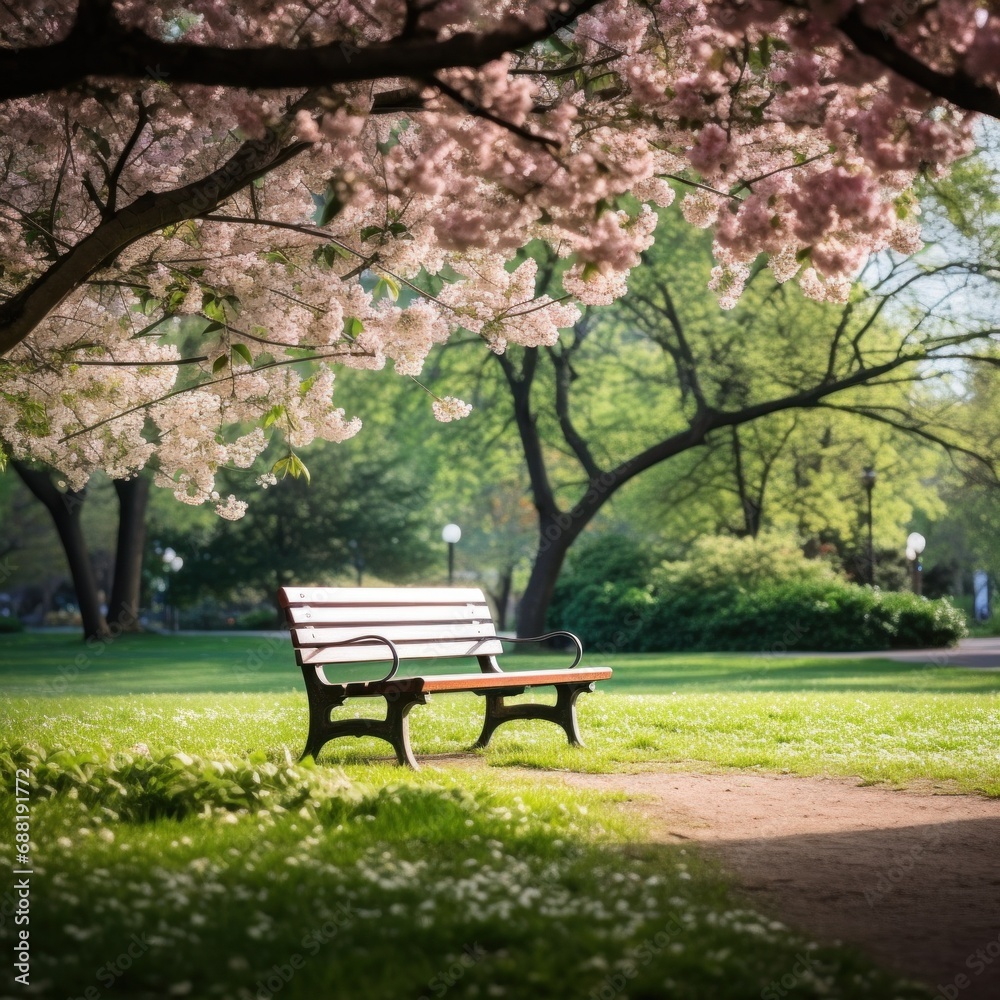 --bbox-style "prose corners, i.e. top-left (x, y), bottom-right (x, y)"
top-left (550, 770), bottom-right (1000, 998)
